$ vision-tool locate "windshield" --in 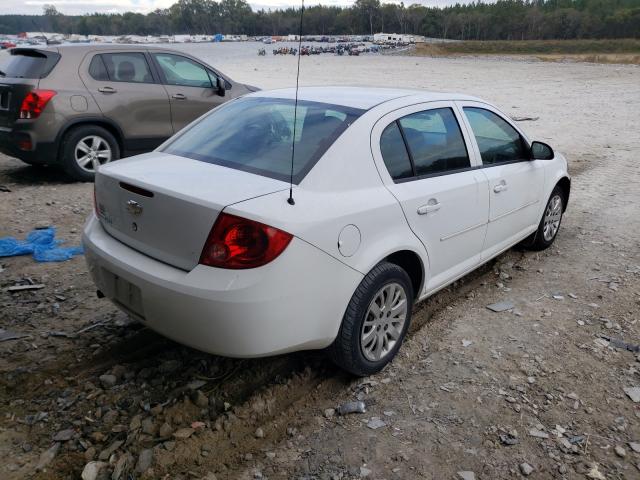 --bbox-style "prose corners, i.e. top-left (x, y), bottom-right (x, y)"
top-left (0, 50), bottom-right (60, 79)
top-left (162, 96), bottom-right (364, 183)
